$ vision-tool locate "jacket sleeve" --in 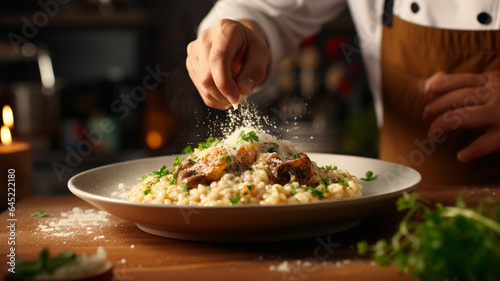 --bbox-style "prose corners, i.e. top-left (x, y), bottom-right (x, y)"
top-left (198, 0), bottom-right (347, 77)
